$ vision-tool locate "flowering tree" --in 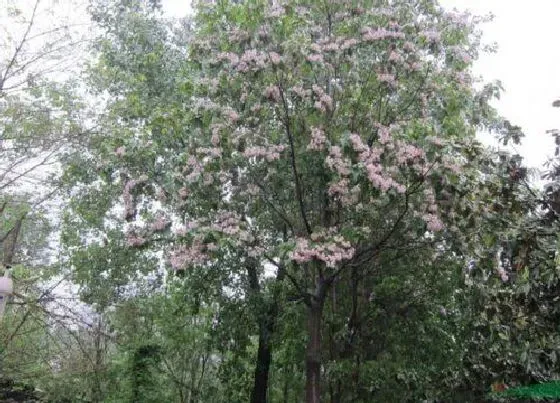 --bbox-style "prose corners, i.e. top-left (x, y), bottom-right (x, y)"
top-left (69, 0), bottom-right (515, 401)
